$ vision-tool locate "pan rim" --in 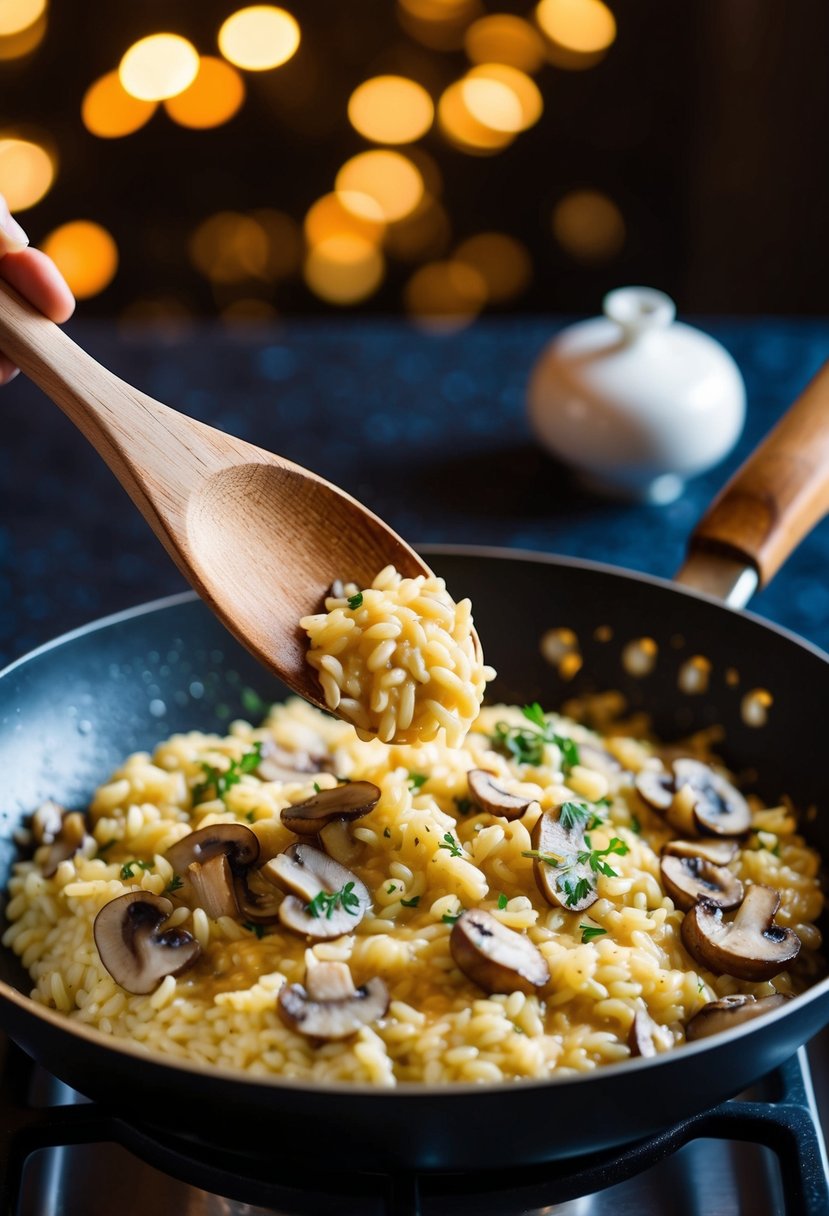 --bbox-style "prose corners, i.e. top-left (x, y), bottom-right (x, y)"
top-left (1, 545), bottom-right (827, 1100)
